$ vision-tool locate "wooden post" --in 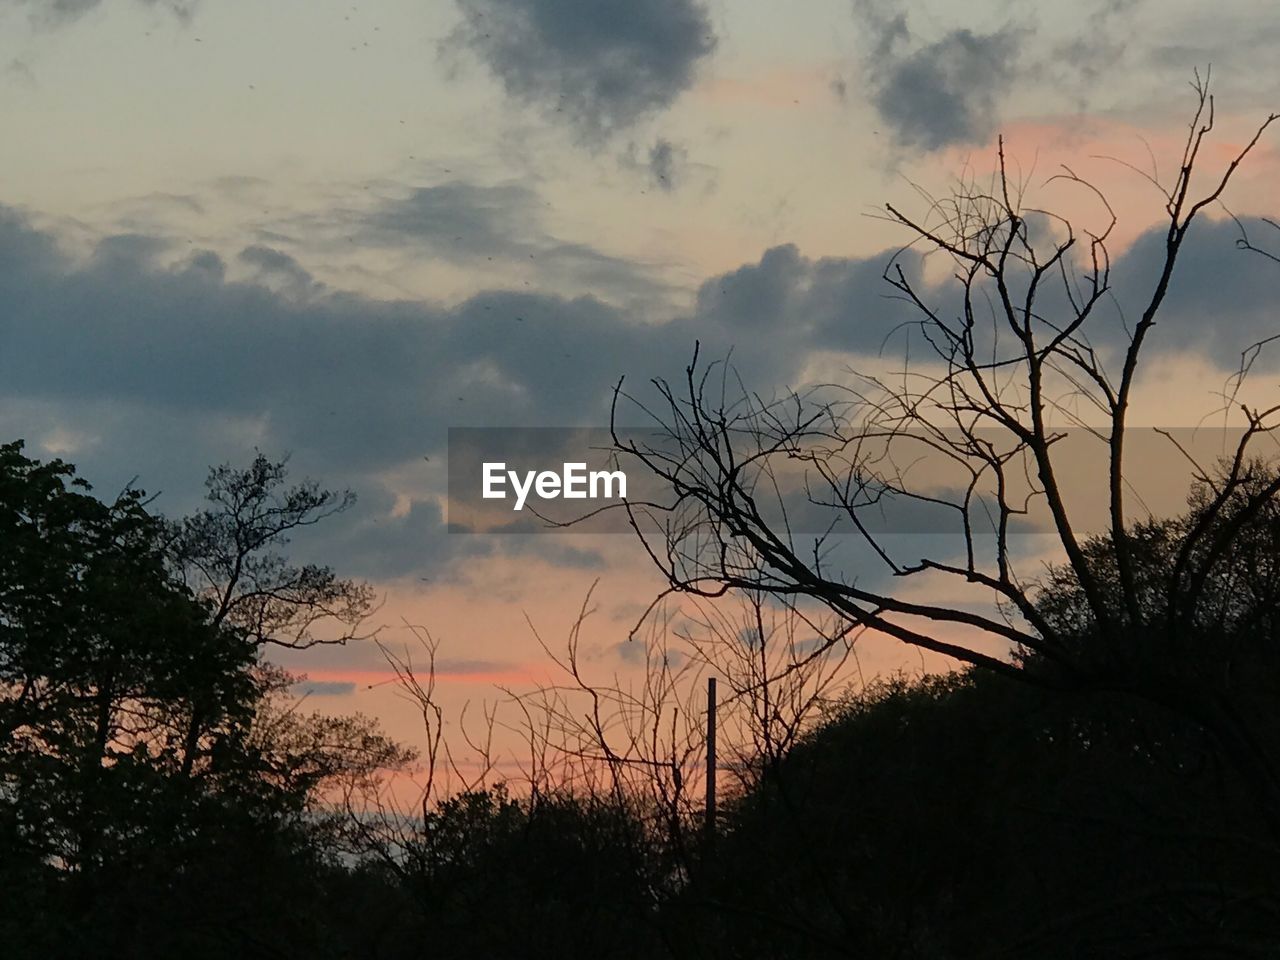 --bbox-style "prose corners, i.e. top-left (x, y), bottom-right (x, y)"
top-left (705, 676), bottom-right (717, 846)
